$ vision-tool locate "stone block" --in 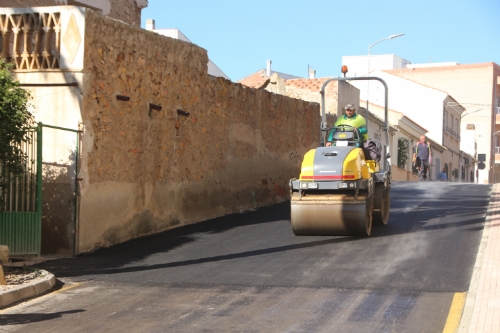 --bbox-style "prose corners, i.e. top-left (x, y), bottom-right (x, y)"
top-left (18, 285), bottom-right (36, 300)
top-left (0, 245), bottom-right (9, 264)
top-left (0, 289), bottom-right (19, 308)
top-left (34, 275), bottom-right (56, 295)
top-left (0, 265), bottom-right (5, 285)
